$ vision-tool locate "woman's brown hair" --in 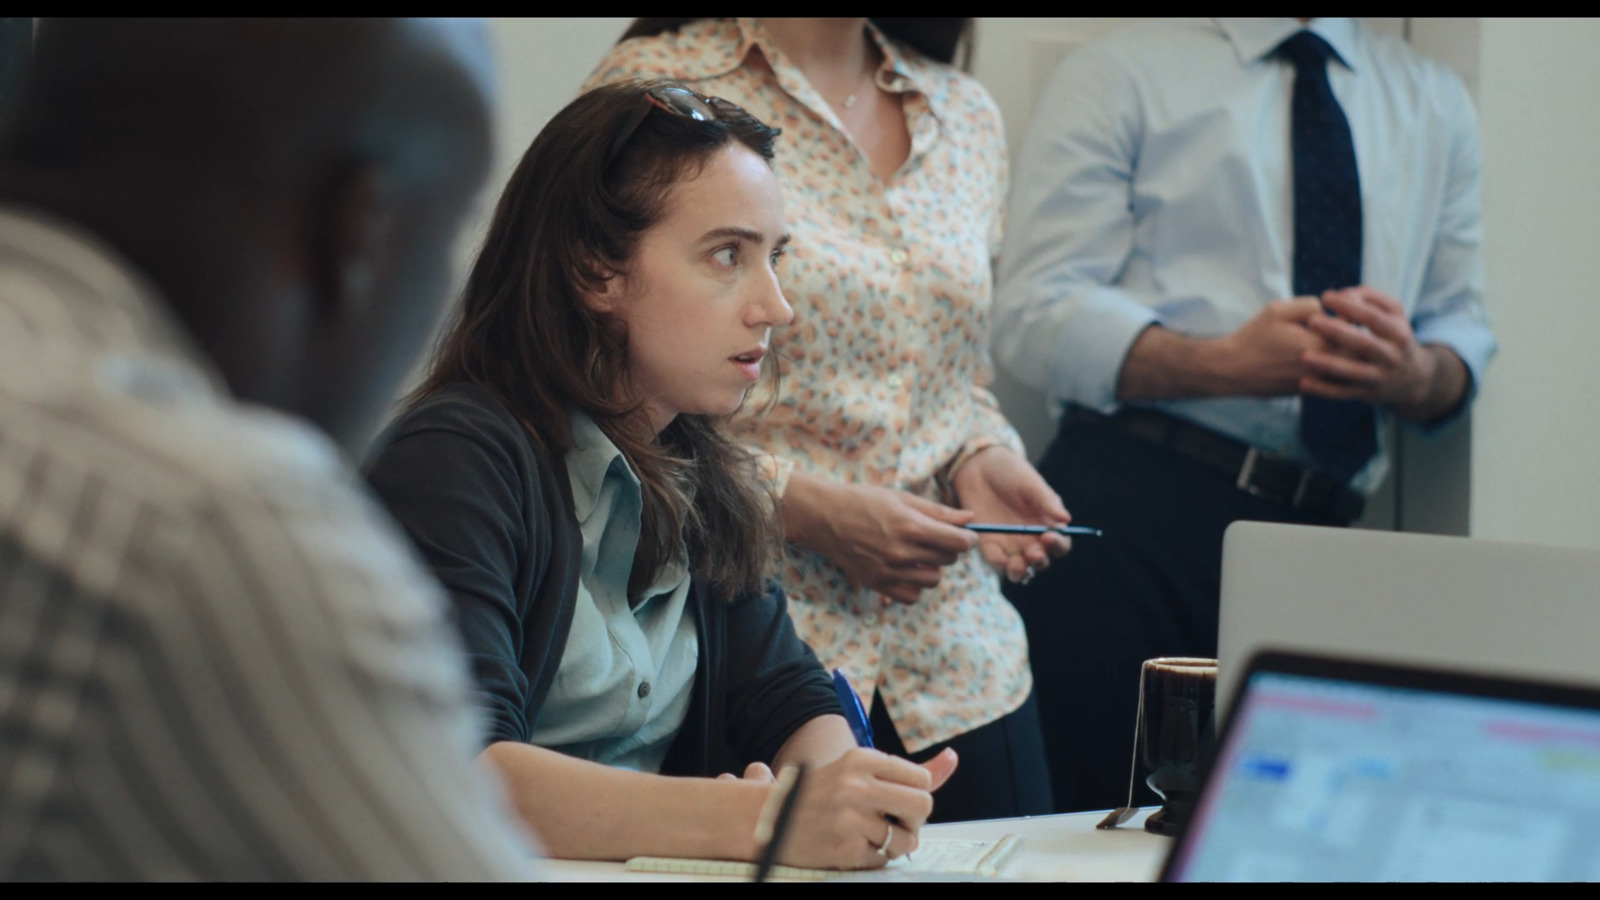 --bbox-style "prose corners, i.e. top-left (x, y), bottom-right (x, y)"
top-left (409, 81), bottom-right (783, 599)
top-left (620, 18), bottom-right (975, 70)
